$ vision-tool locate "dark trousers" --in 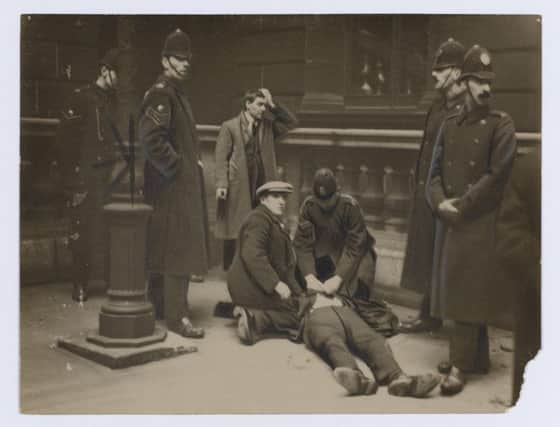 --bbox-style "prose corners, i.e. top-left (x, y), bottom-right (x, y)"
top-left (148, 273), bottom-right (190, 331)
top-left (303, 306), bottom-right (401, 384)
top-left (450, 321), bottom-right (490, 373)
top-left (223, 239), bottom-right (236, 271)
top-left (68, 192), bottom-right (108, 289)
top-left (512, 285), bottom-right (541, 404)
